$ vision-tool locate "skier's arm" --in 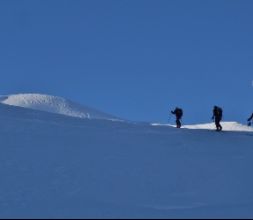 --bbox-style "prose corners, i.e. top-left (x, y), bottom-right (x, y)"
top-left (248, 113), bottom-right (253, 121)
